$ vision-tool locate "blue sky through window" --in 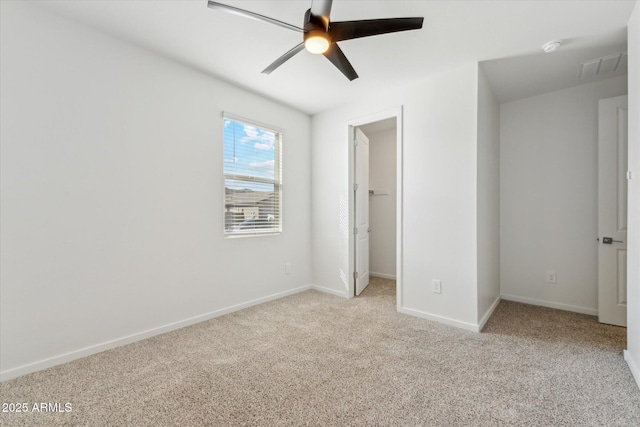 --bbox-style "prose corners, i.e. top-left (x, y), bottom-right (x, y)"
top-left (223, 118), bottom-right (277, 191)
